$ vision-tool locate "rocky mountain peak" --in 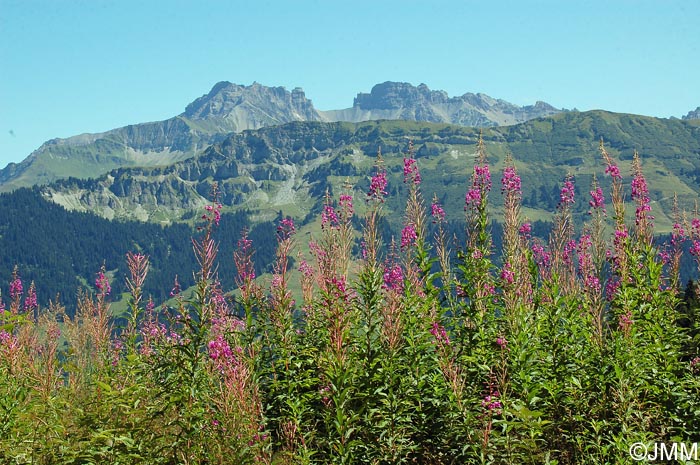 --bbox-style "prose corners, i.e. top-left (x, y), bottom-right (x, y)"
top-left (682, 107), bottom-right (700, 120)
top-left (353, 81), bottom-right (449, 110)
top-left (182, 82), bottom-right (320, 122)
